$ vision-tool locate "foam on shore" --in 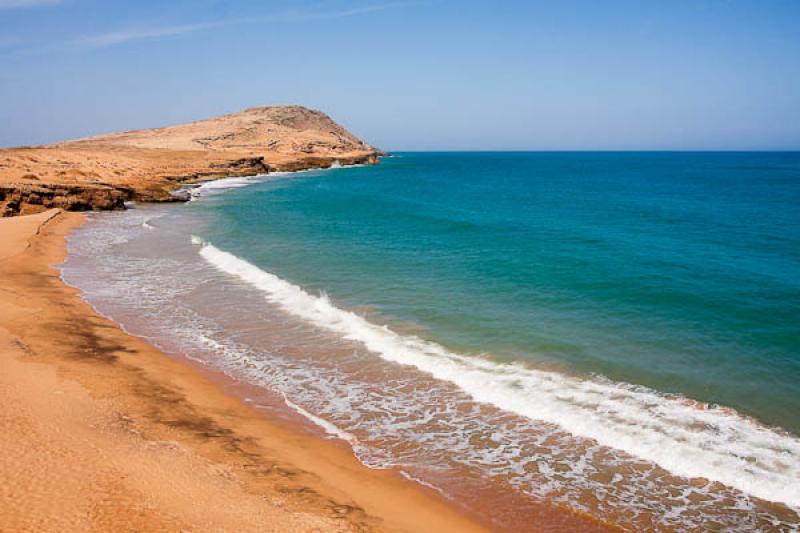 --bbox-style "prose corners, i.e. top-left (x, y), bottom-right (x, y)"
top-left (188, 174), bottom-right (271, 198)
top-left (196, 239), bottom-right (800, 510)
